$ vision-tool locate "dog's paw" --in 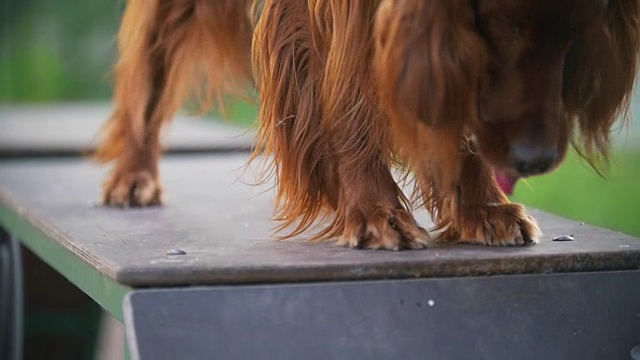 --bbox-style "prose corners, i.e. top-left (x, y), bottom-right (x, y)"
top-left (338, 206), bottom-right (431, 250)
top-left (102, 169), bottom-right (162, 207)
top-left (438, 203), bottom-right (540, 246)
